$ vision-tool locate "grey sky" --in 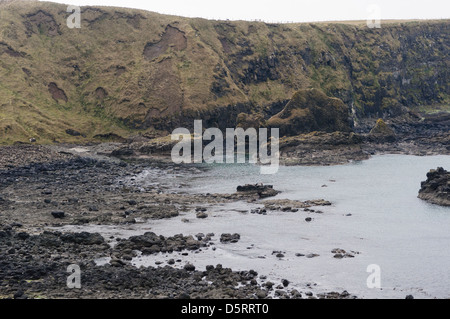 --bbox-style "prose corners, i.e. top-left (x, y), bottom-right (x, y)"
top-left (43, 0), bottom-right (449, 22)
